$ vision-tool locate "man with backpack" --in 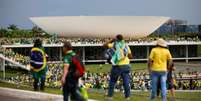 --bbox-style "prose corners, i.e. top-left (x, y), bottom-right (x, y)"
top-left (103, 34), bottom-right (133, 100)
top-left (30, 39), bottom-right (48, 91)
top-left (61, 41), bottom-right (86, 101)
